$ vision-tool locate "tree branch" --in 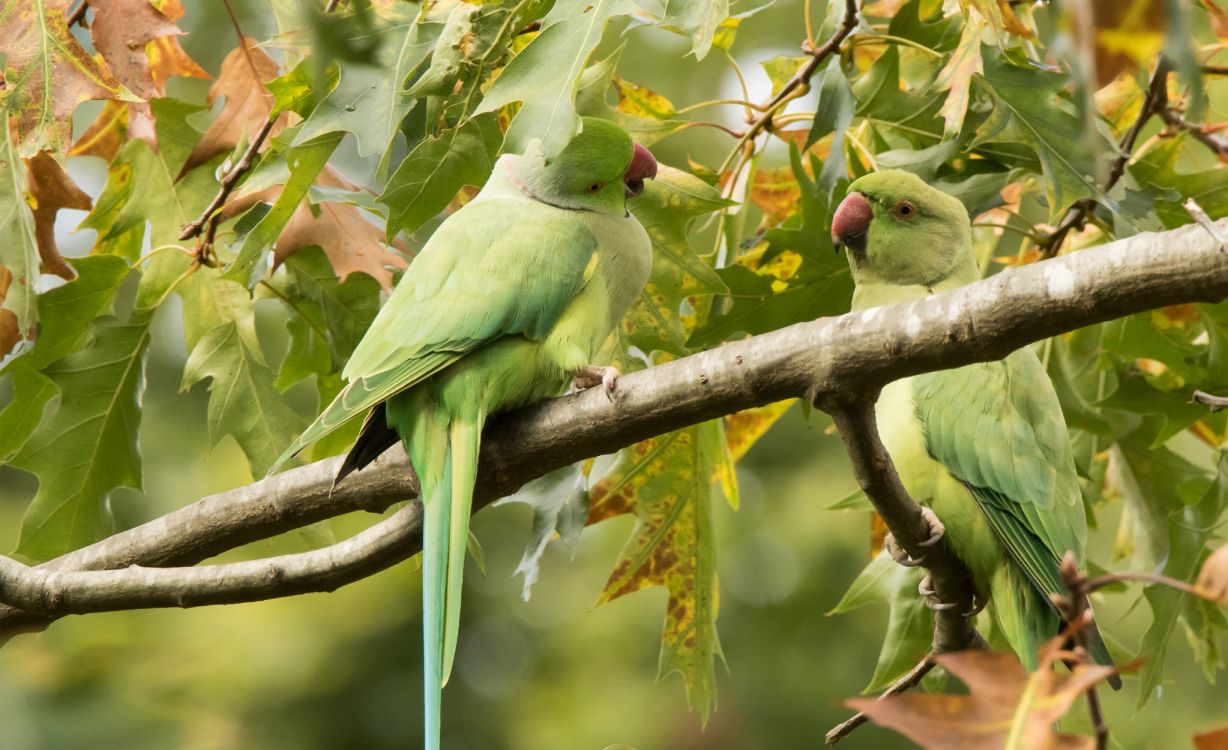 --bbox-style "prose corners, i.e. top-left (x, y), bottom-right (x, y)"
top-left (2, 218), bottom-right (1228, 638)
top-left (0, 506), bottom-right (421, 615)
top-left (821, 399), bottom-right (983, 653)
